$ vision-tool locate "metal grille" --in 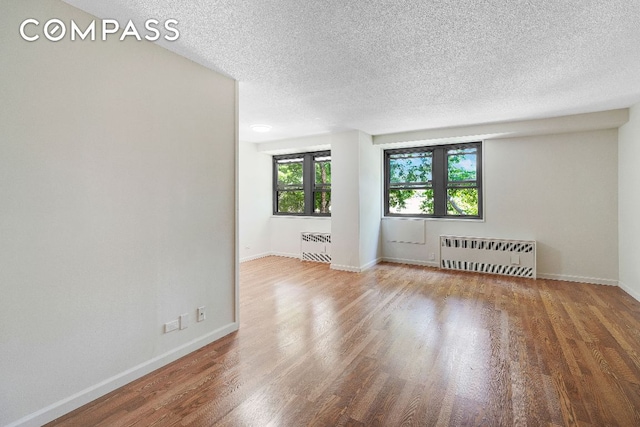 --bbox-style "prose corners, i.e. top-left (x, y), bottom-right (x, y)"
top-left (302, 252), bottom-right (332, 263)
top-left (301, 232), bottom-right (331, 263)
top-left (302, 233), bottom-right (331, 244)
top-left (441, 260), bottom-right (534, 278)
top-left (441, 237), bottom-right (534, 253)
top-left (440, 235), bottom-right (536, 279)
